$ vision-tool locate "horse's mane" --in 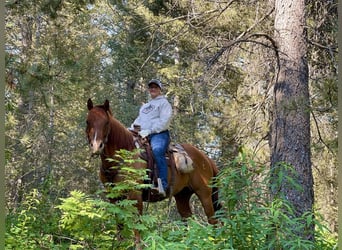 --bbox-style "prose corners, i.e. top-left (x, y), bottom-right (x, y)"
top-left (109, 116), bottom-right (135, 150)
